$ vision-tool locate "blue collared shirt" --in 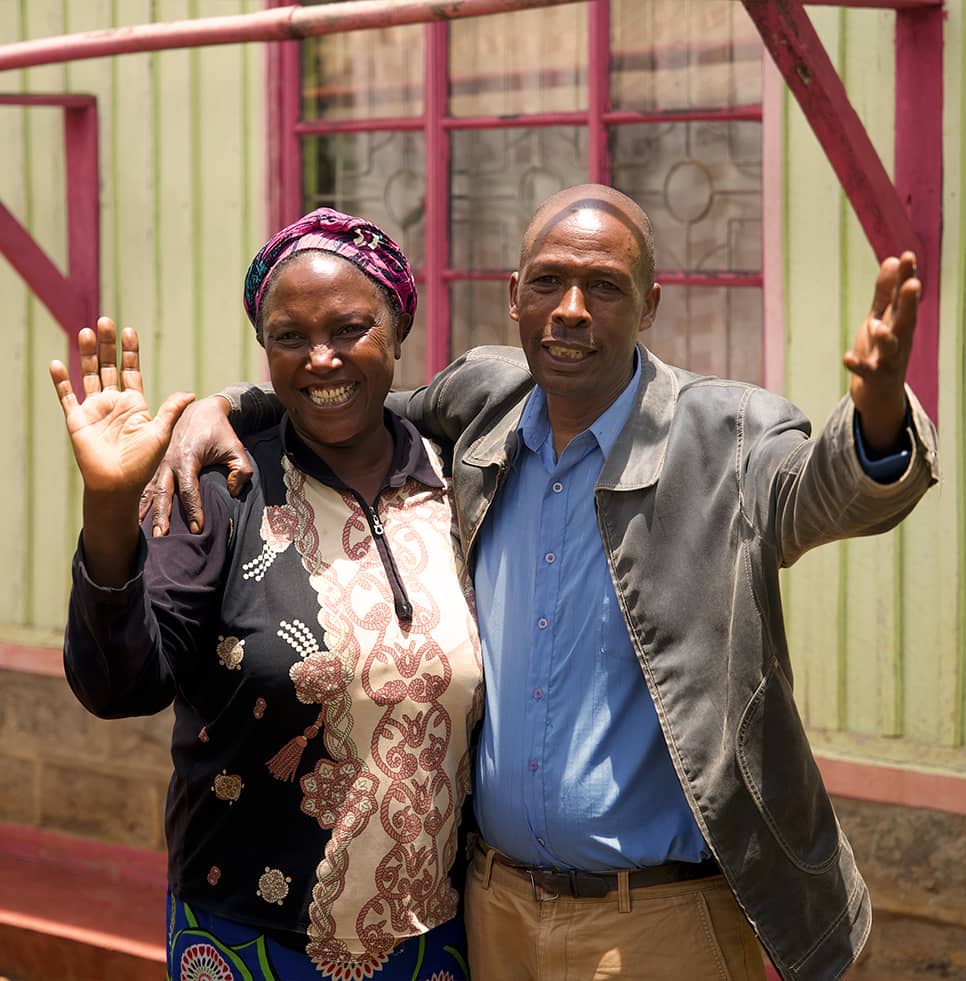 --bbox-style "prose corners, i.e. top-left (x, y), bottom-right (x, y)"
top-left (473, 352), bottom-right (709, 869)
top-left (472, 354), bottom-right (910, 870)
